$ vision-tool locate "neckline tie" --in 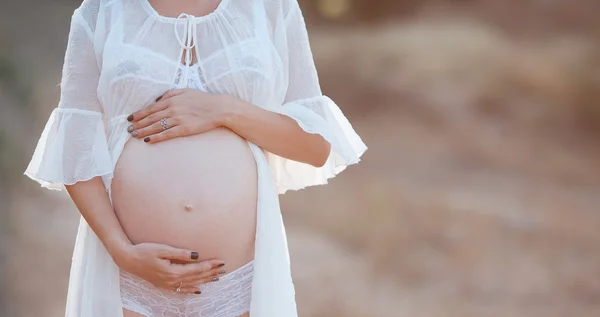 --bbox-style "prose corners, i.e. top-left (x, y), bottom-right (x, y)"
top-left (174, 13), bottom-right (197, 84)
